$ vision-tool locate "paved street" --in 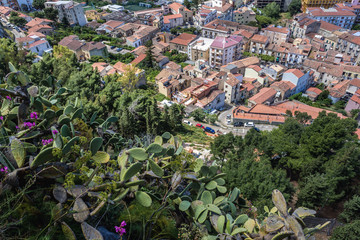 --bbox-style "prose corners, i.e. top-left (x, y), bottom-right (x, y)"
top-left (185, 105), bottom-right (278, 137)
top-left (0, 17), bottom-right (25, 39)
